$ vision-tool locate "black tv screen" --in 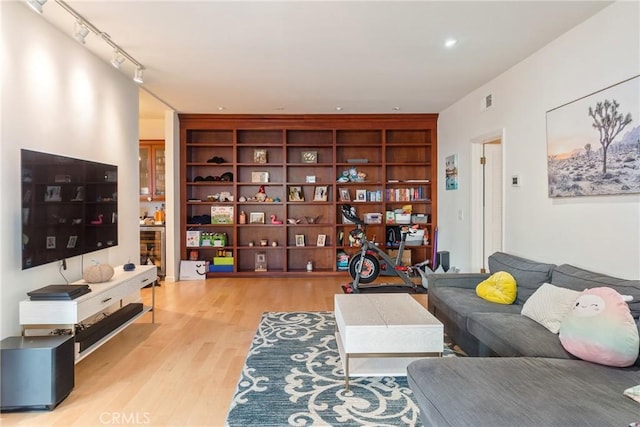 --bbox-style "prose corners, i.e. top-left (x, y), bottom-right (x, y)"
top-left (21, 149), bottom-right (118, 269)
